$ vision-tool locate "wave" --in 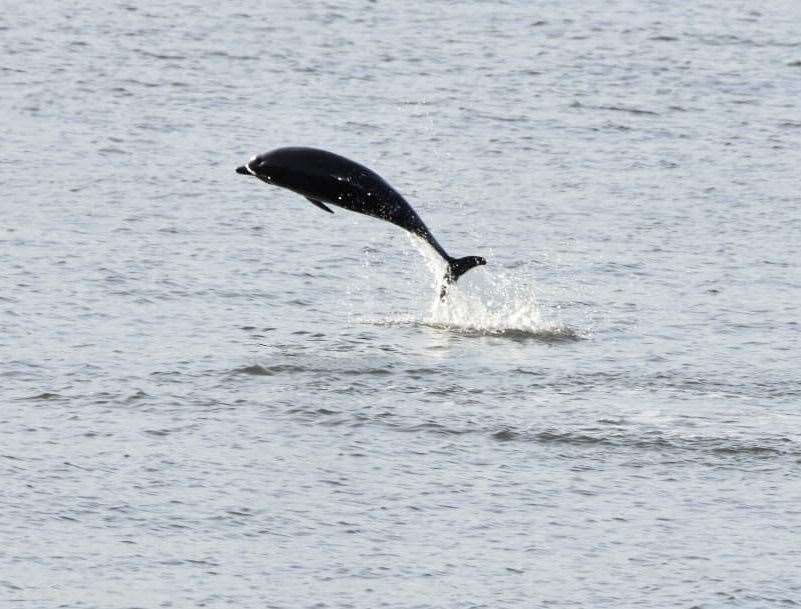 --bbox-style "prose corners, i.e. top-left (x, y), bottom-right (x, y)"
top-left (273, 397), bottom-right (800, 460)
top-left (490, 427), bottom-right (797, 458)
